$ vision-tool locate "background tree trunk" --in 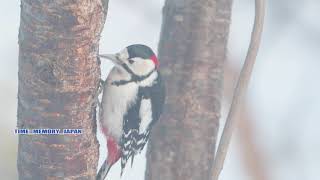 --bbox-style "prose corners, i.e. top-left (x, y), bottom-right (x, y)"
top-left (145, 0), bottom-right (233, 179)
top-left (17, 0), bottom-right (107, 179)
